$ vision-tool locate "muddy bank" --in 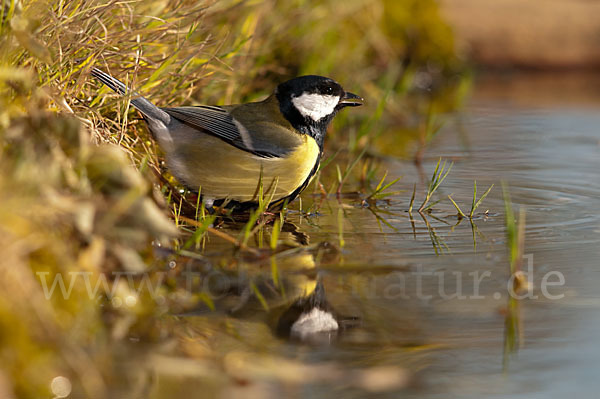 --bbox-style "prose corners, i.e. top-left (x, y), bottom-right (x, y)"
top-left (439, 0), bottom-right (600, 69)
